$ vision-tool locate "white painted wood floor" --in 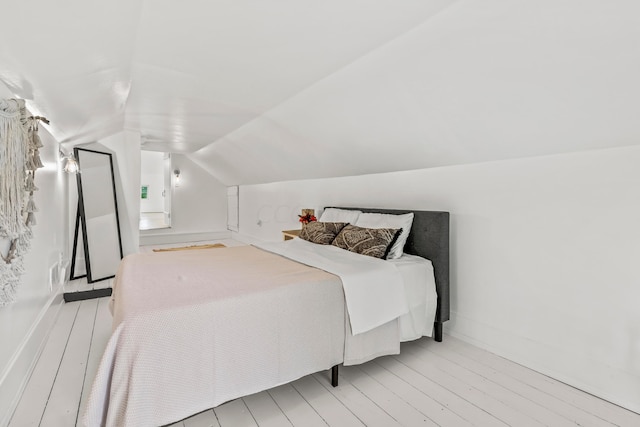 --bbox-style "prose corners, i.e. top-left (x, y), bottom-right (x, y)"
top-left (10, 240), bottom-right (640, 426)
top-left (9, 297), bottom-right (639, 427)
